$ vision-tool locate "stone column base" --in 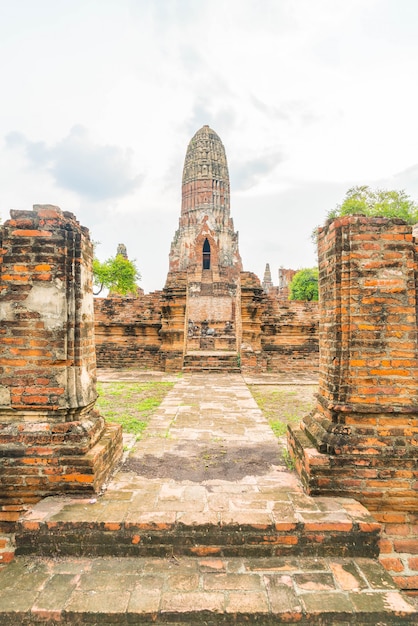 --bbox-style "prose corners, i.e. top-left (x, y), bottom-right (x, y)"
top-left (0, 414), bottom-right (123, 516)
top-left (288, 415), bottom-right (418, 512)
